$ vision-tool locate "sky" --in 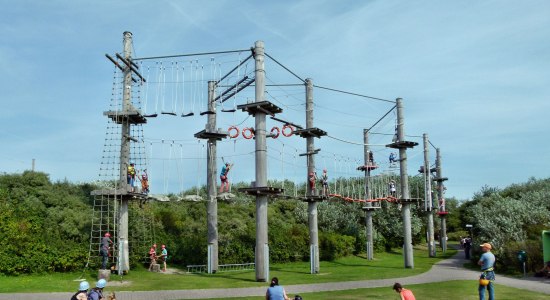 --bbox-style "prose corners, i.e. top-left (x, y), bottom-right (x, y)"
top-left (1, 0), bottom-right (549, 200)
